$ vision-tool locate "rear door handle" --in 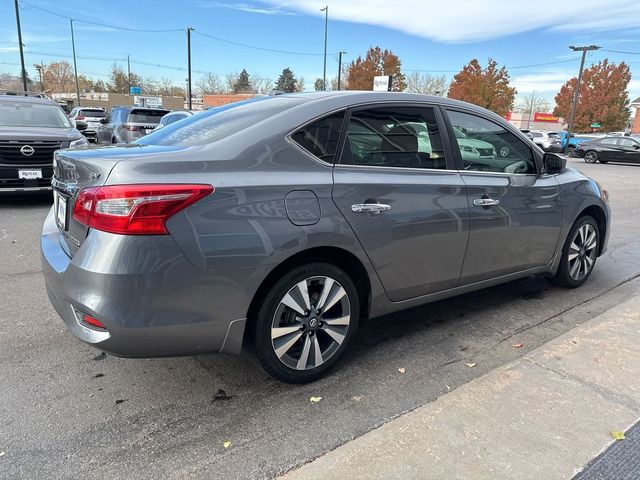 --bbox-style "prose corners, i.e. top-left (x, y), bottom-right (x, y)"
top-left (473, 198), bottom-right (500, 207)
top-left (351, 203), bottom-right (391, 214)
